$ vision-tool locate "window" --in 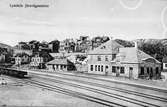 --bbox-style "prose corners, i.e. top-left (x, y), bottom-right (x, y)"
top-left (112, 66), bottom-right (116, 73)
top-left (105, 56), bottom-right (108, 61)
top-left (37, 58), bottom-right (40, 62)
top-left (97, 56), bottom-right (101, 61)
top-left (106, 66), bottom-right (108, 69)
top-left (90, 65), bottom-right (93, 71)
top-left (165, 64), bottom-right (167, 67)
top-left (95, 65), bottom-right (97, 71)
top-left (147, 67), bottom-right (149, 74)
top-left (112, 54), bottom-right (116, 60)
top-left (101, 66), bottom-right (103, 72)
top-left (61, 65), bottom-right (63, 69)
top-left (130, 67), bottom-right (133, 70)
top-left (120, 67), bottom-right (125, 74)
top-left (98, 65), bottom-right (101, 71)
